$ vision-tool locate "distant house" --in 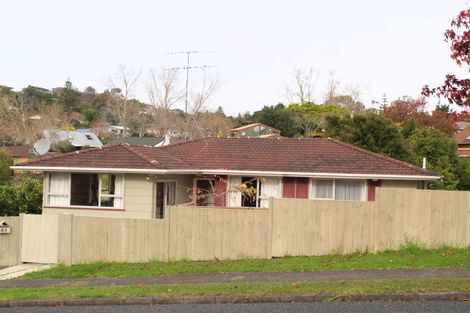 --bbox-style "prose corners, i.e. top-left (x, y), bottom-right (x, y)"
top-left (14, 137), bottom-right (440, 220)
top-left (1, 146), bottom-right (58, 165)
top-left (455, 122), bottom-right (470, 158)
top-left (107, 137), bottom-right (165, 147)
top-left (43, 129), bottom-right (103, 148)
top-left (229, 123), bottom-right (282, 138)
